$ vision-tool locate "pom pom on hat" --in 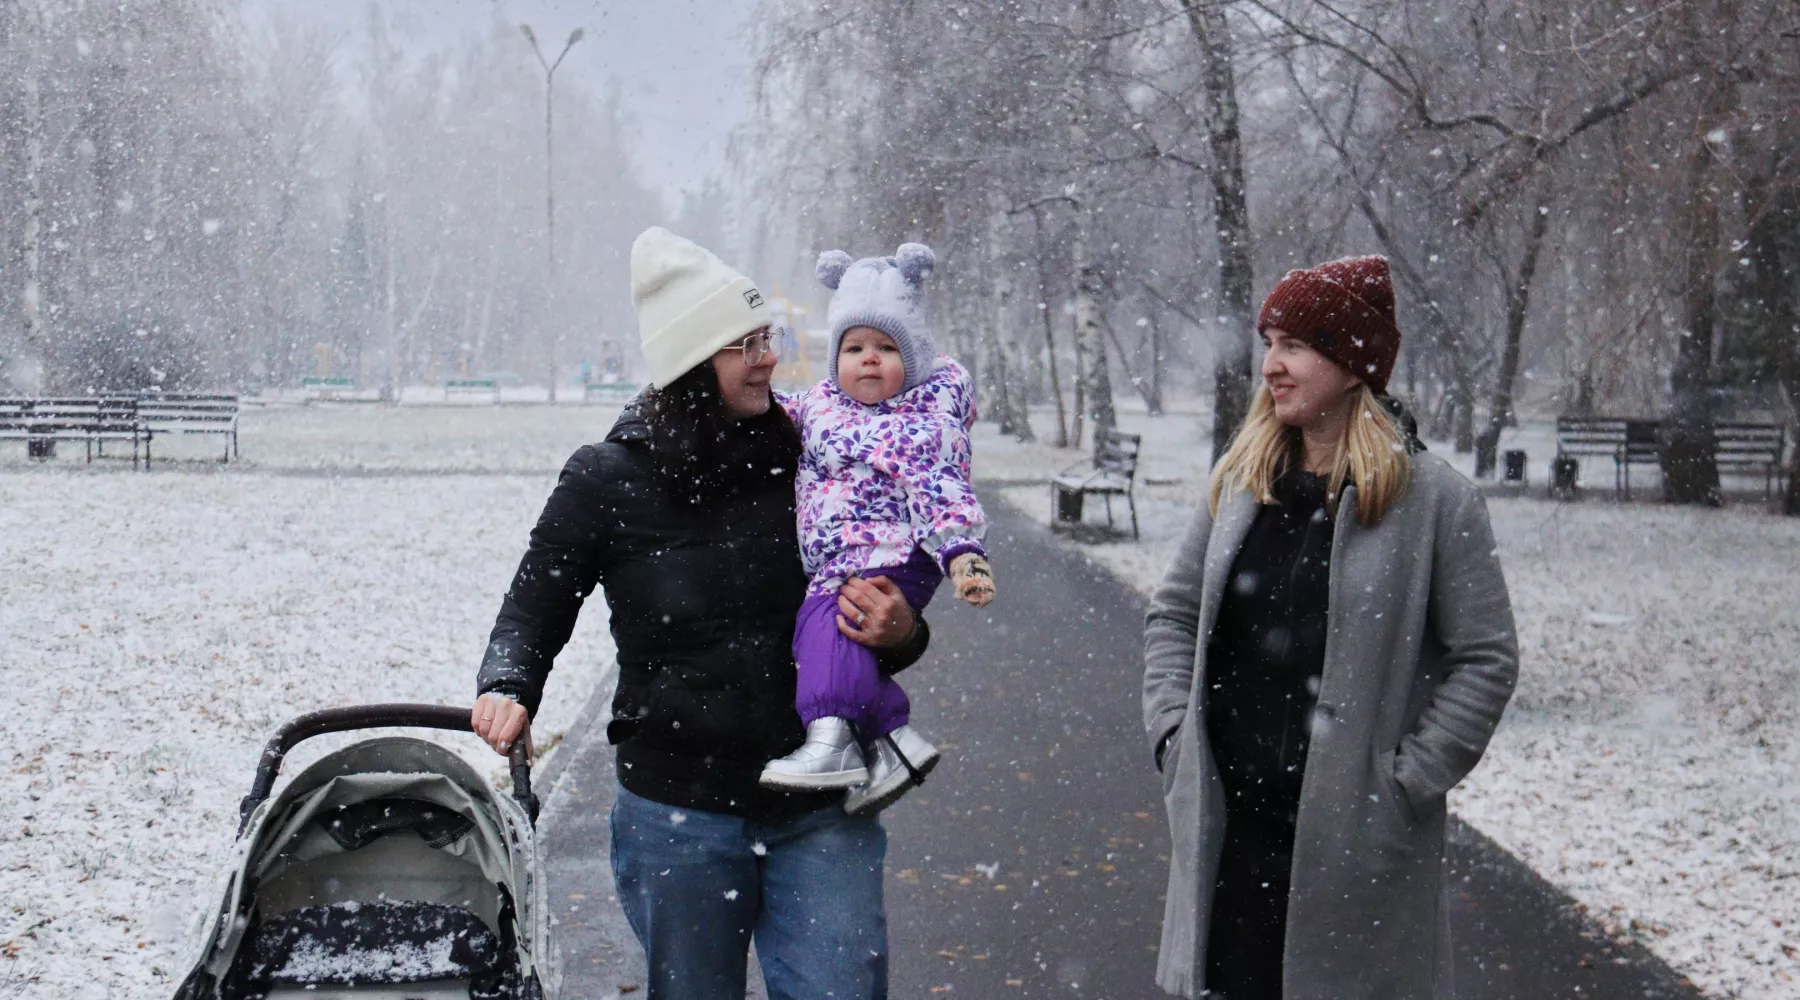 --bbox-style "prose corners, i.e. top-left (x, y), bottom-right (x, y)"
top-left (895, 243), bottom-right (935, 285)
top-left (816, 250), bottom-right (853, 290)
